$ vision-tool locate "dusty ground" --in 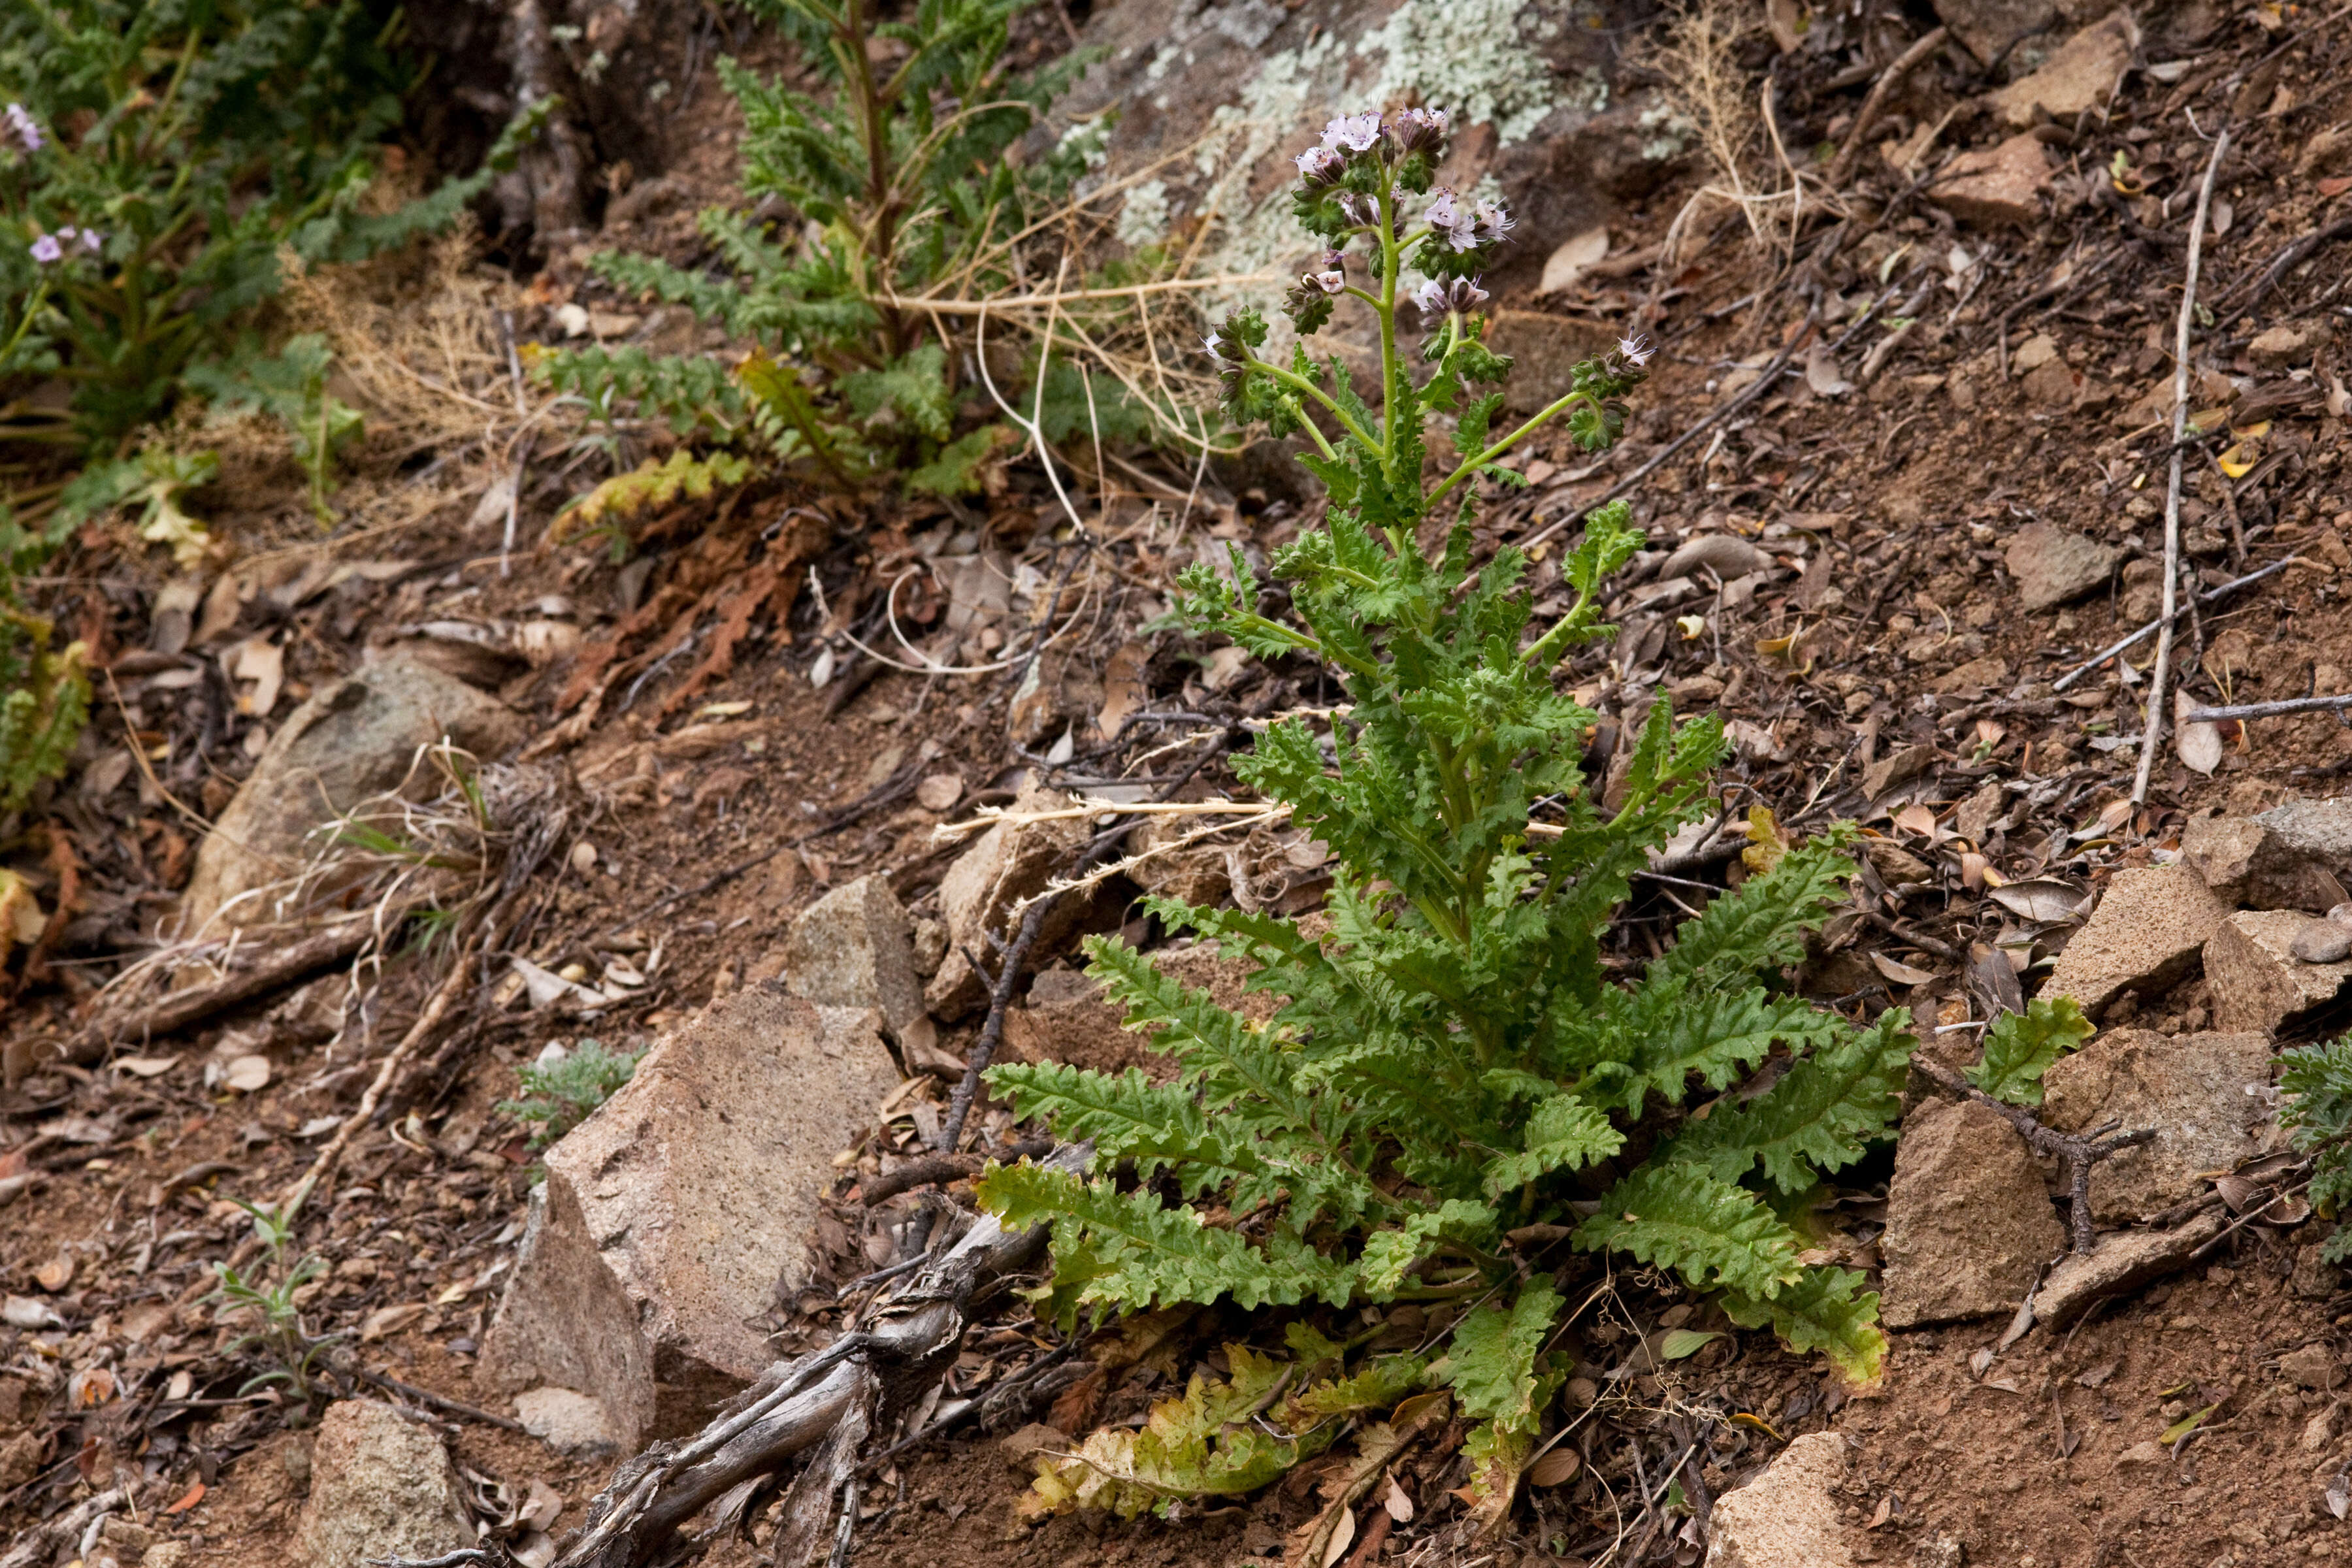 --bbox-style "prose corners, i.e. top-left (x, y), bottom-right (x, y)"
top-left (7, 1), bottom-right (2352, 1566)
